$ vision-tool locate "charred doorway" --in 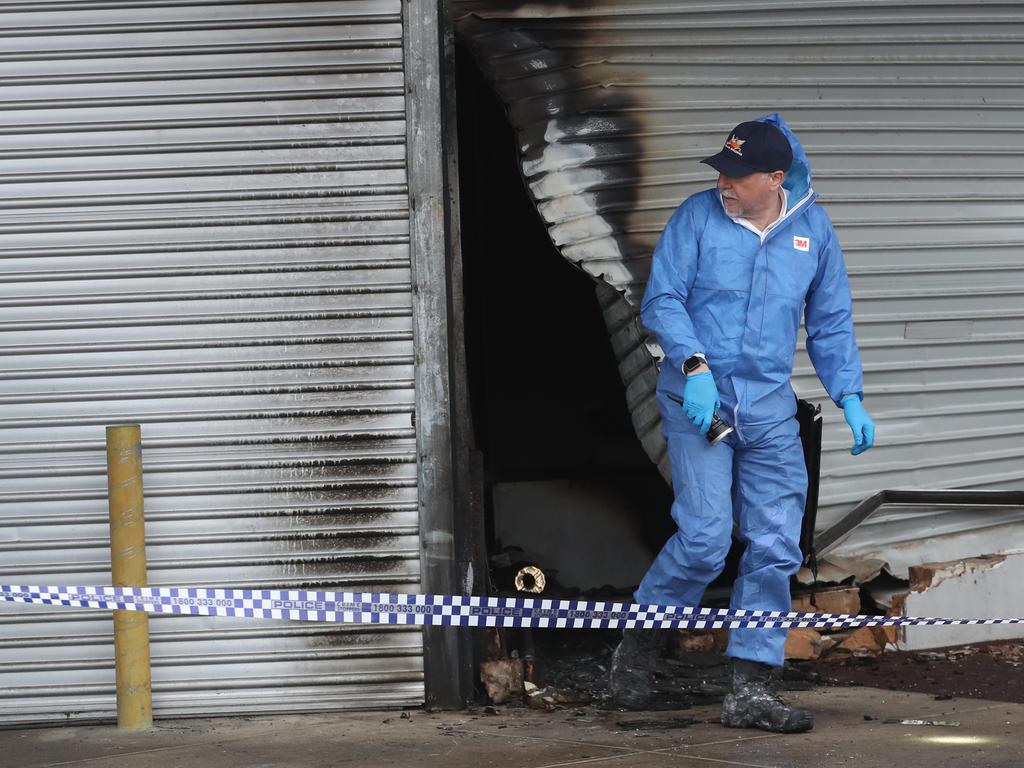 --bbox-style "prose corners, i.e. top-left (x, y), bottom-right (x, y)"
top-left (455, 47), bottom-right (673, 601)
